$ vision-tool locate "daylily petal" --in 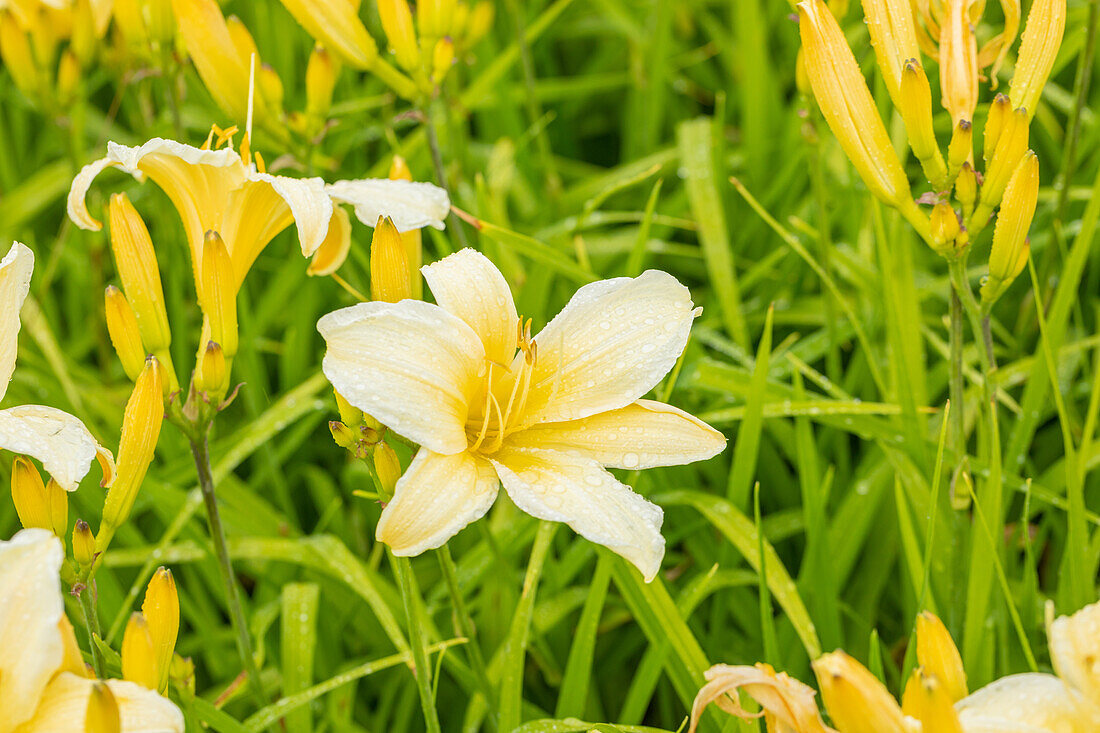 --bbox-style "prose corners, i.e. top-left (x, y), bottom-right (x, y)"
top-left (0, 241), bottom-right (33, 401)
top-left (0, 529), bottom-right (65, 733)
top-left (1049, 600), bottom-right (1100, 704)
top-left (956, 673), bottom-right (1099, 731)
top-left (506, 398), bottom-right (725, 470)
top-left (523, 270), bottom-right (698, 425)
top-left (326, 178), bottom-right (451, 232)
top-left (490, 446), bottom-right (664, 581)
top-left (15, 674), bottom-right (184, 733)
top-left (689, 664), bottom-right (835, 733)
top-left (318, 300), bottom-right (484, 455)
top-left (377, 448), bottom-right (499, 556)
top-left (0, 405), bottom-right (102, 491)
top-left (308, 206), bottom-right (352, 277)
top-left (422, 249), bottom-right (519, 366)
